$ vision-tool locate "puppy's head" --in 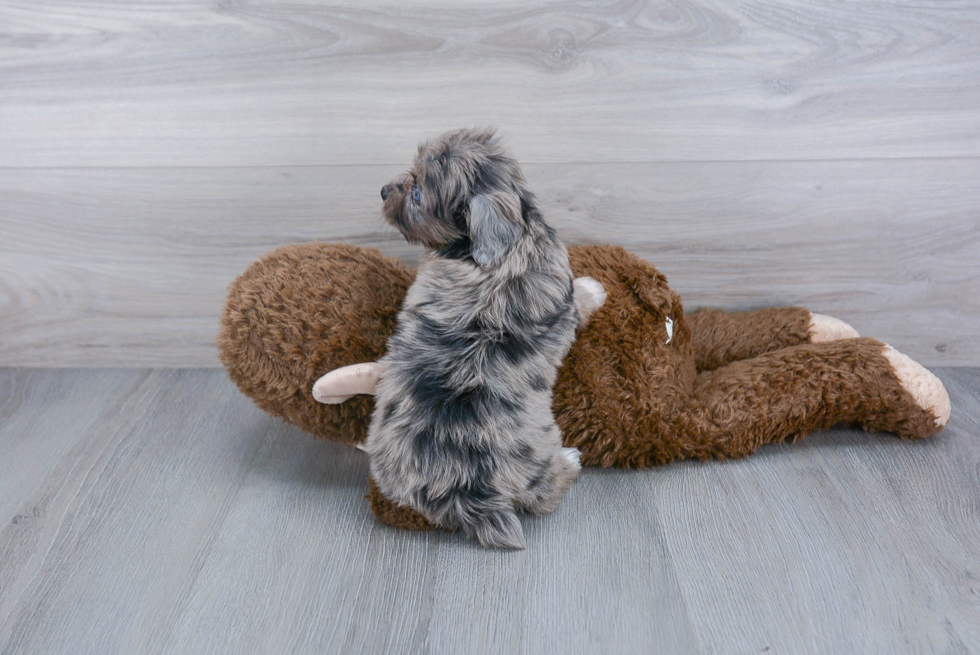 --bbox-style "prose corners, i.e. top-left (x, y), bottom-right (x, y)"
top-left (380, 128), bottom-right (529, 268)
